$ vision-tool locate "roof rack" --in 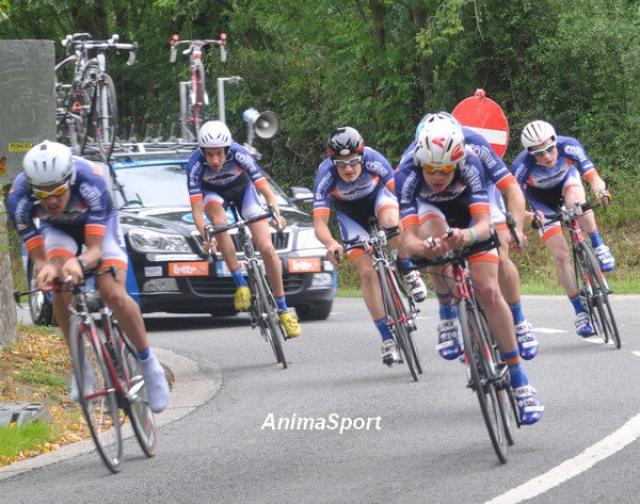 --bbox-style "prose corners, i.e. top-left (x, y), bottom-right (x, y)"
top-left (108, 140), bottom-right (198, 159)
